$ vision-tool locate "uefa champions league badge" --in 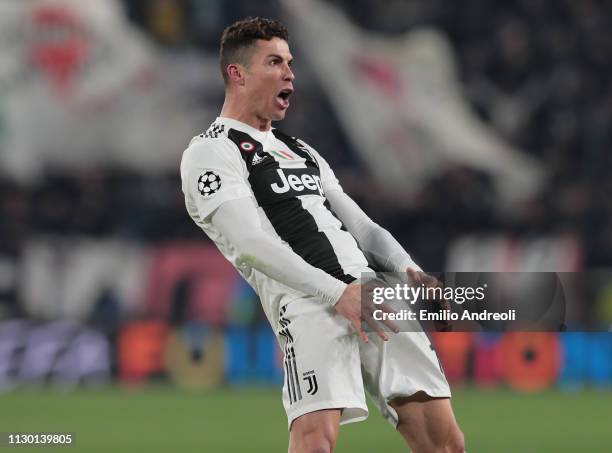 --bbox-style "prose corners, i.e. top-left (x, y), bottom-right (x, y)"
top-left (240, 141), bottom-right (255, 152)
top-left (197, 171), bottom-right (222, 197)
